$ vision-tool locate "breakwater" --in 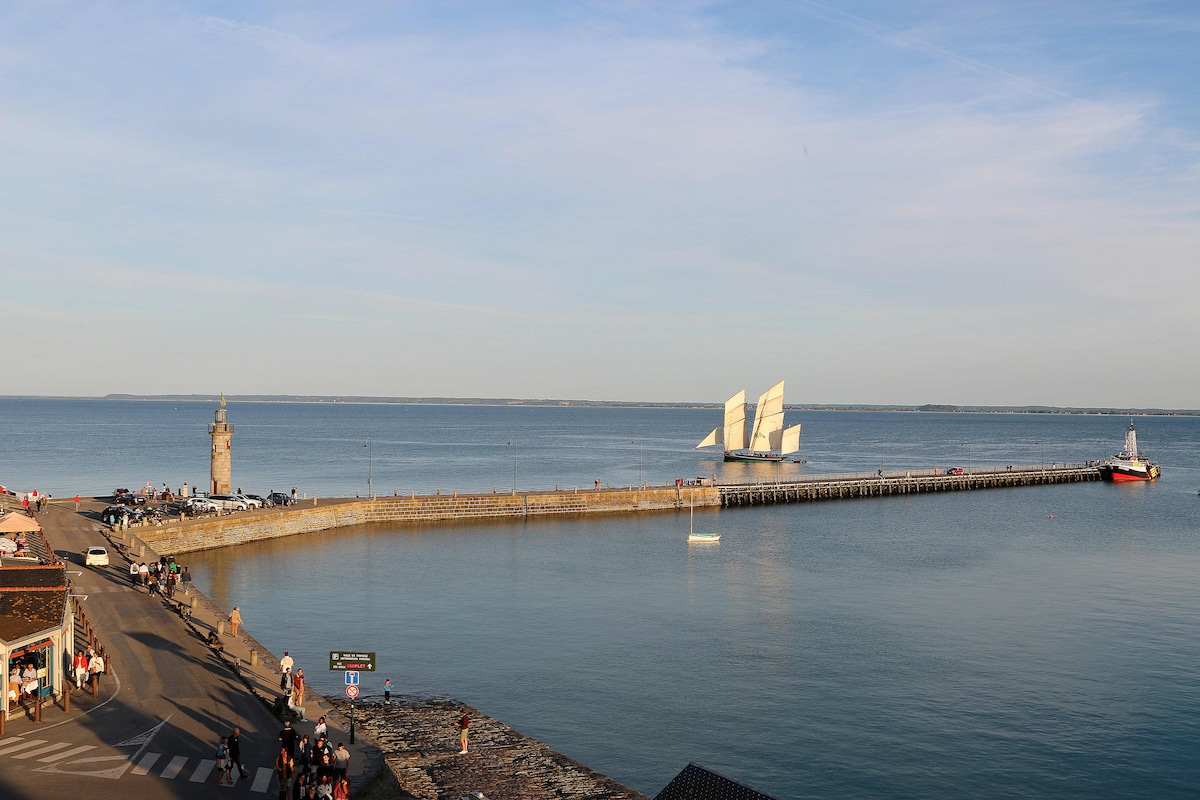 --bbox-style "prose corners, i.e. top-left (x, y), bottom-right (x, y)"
top-left (130, 465), bottom-right (1100, 555)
